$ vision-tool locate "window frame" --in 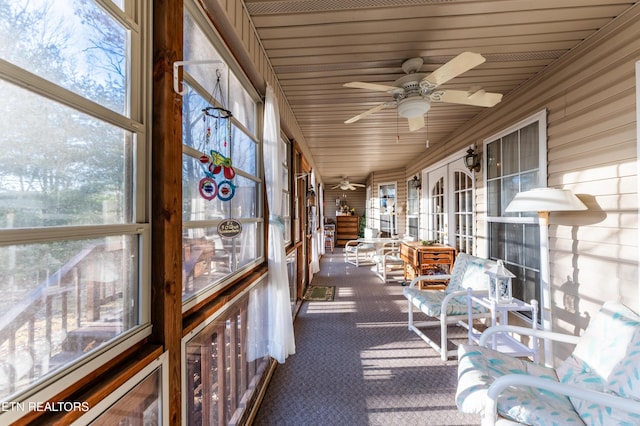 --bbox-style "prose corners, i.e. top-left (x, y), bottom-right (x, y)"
top-left (483, 109), bottom-right (548, 322)
top-left (181, 275), bottom-right (270, 426)
top-left (180, 3), bottom-right (264, 312)
top-left (406, 179), bottom-right (420, 238)
top-left (281, 135), bottom-right (292, 245)
top-left (0, 0), bottom-right (152, 418)
top-left (73, 352), bottom-right (168, 425)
